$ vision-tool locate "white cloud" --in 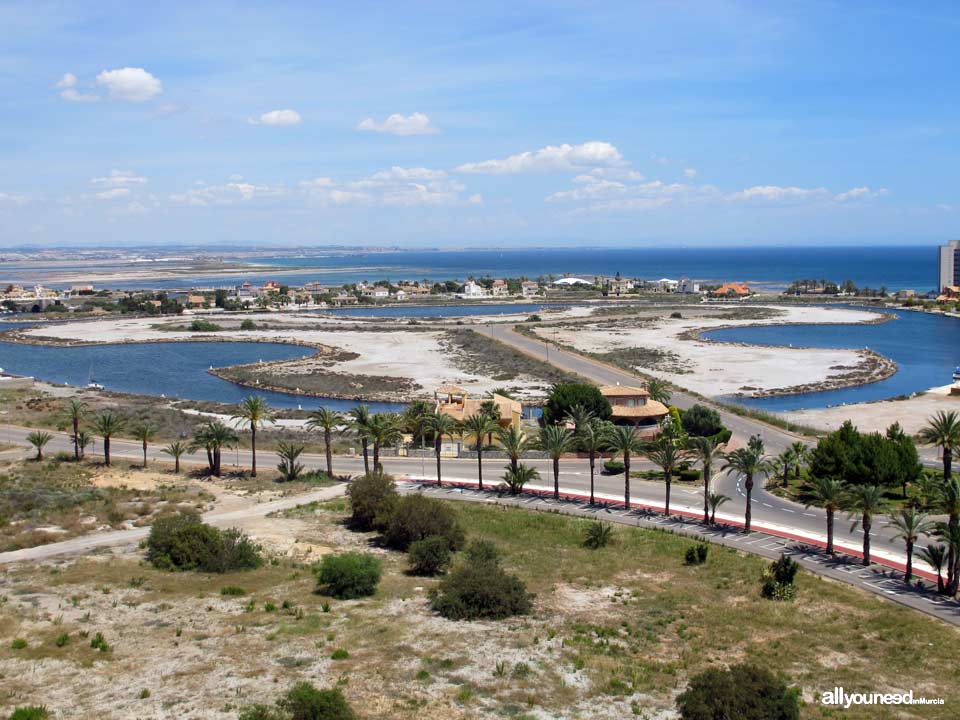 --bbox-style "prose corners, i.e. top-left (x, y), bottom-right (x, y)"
top-left (170, 180), bottom-right (287, 207)
top-left (357, 112), bottom-right (438, 136)
top-left (249, 109), bottom-right (302, 126)
top-left (833, 186), bottom-right (889, 203)
top-left (300, 166), bottom-right (472, 207)
top-left (457, 141), bottom-right (625, 174)
top-left (95, 67), bottom-right (163, 102)
top-left (684, 168), bottom-right (697, 178)
top-left (55, 72), bottom-right (99, 102)
top-left (0, 192), bottom-right (28, 207)
top-left (91, 169), bottom-right (147, 188)
top-left (729, 185), bottom-right (829, 203)
top-left (468, 194), bottom-right (484, 205)
top-left (126, 201), bottom-right (147, 213)
top-left (95, 188), bottom-right (131, 200)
